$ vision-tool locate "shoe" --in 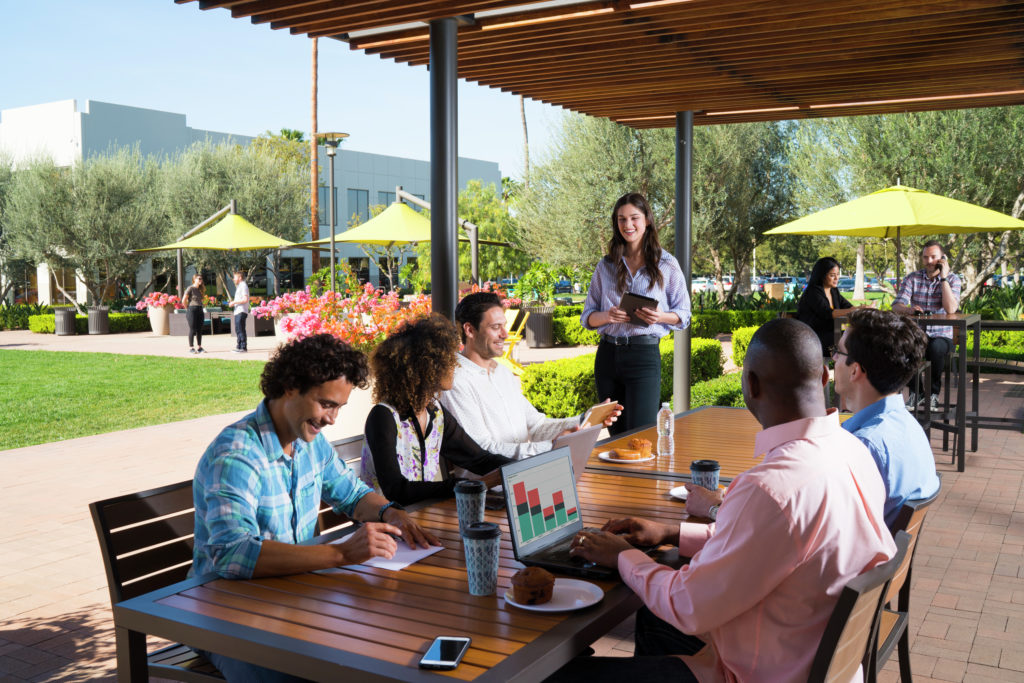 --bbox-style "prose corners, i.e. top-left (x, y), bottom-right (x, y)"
top-left (232, 348), bottom-right (245, 353)
top-left (189, 348), bottom-right (197, 354)
top-left (929, 394), bottom-right (940, 412)
top-left (905, 392), bottom-right (917, 410)
top-left (197, 348), bottom-right (206, 354)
